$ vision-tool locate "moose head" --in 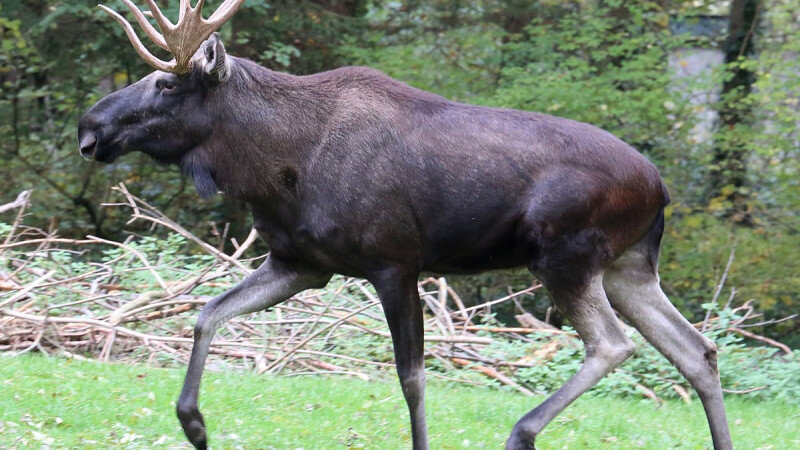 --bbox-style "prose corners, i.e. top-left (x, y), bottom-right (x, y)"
top-left (78, 0), bottom-right (243, 197)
